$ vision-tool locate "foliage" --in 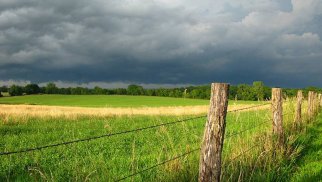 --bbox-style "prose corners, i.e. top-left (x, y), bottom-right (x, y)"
top-left (253, 81), bottom-right (265, 100)
top-left (127, 84), bottom-right (144, 95)
top-left (0, 86), bottom-right (8, 92)
top-left (45, 83), bottom-right (59, 94)
top-left (8, 85), bottom-right (24, 96)
top-left (24, 84), bottom-right (40, 95)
